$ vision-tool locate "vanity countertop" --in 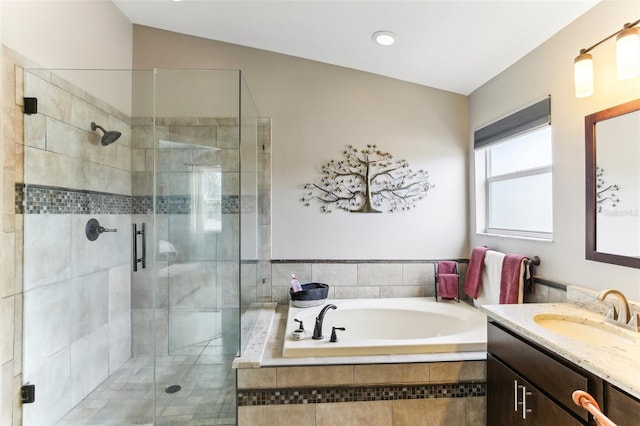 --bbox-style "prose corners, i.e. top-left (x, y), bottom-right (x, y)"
top-left (479, 303), bottom-right (640, 400)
